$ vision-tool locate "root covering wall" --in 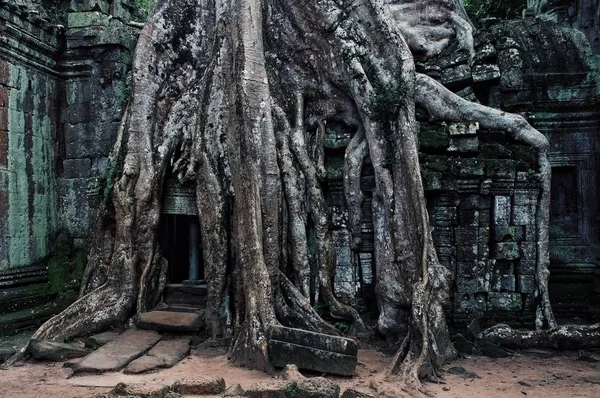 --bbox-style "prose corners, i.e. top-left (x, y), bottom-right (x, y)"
top-left (0, 1), bottom-right (599, 334)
